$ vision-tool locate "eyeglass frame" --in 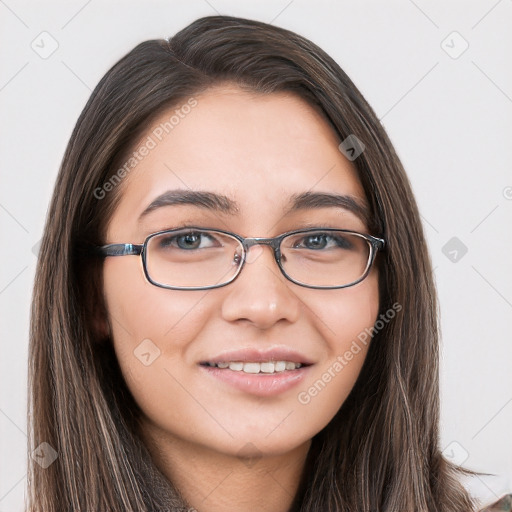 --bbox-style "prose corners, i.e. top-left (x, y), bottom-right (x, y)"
top-left (93, 226), bottom-right (385, 290)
